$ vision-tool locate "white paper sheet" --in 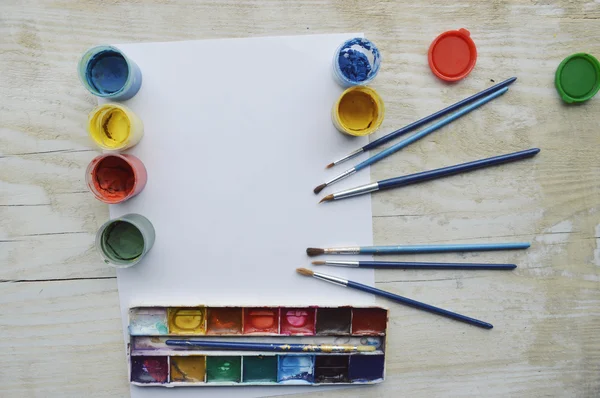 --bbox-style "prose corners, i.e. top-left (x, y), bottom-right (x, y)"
top-left (107, 33), bottom-right (374, 397)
